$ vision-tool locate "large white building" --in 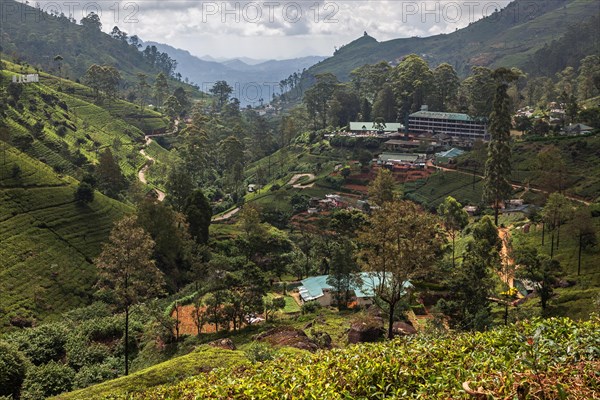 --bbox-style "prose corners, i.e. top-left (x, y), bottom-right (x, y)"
top-left (408, 107), bottom-right (487, 141)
